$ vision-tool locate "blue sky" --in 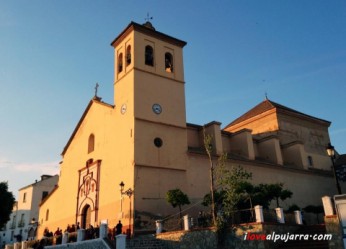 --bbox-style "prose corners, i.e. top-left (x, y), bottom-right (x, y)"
top-left (1, 0), bottom-right (345, 197)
